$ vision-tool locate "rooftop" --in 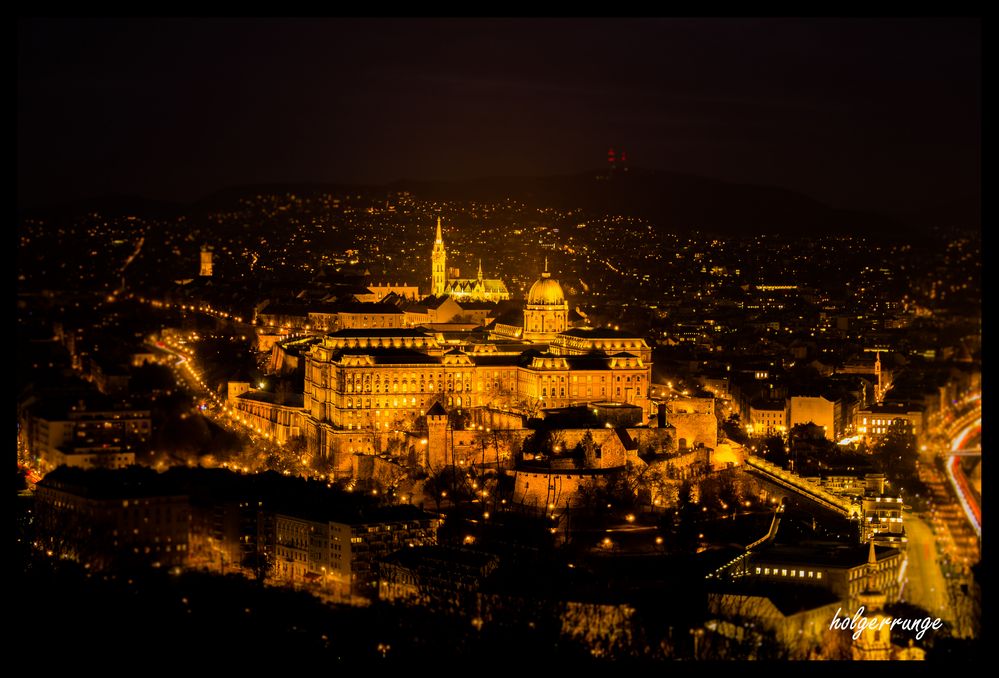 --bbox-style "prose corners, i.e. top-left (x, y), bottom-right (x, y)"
top-left (38, 466), bottom-right (184, 499)
top-left (752, 542), bottom-right (901, 569)
top-left (236, 390), bottom-right (304, 407)
top-left (327, 328), bottom-right (433, 338)
top-left (560, 327), bottom-right (644, 340)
